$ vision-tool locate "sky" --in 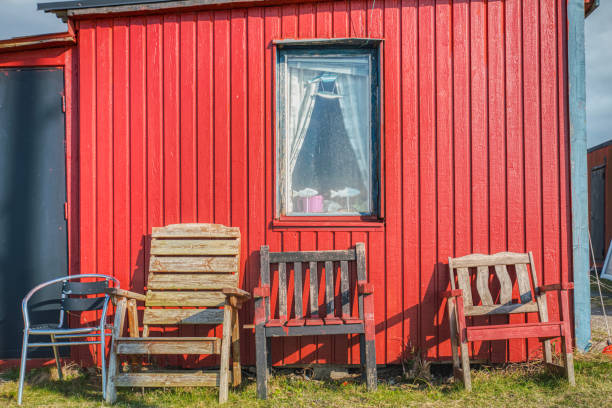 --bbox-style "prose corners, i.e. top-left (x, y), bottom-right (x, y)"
top-left (1, 0), bottom-right (610, 149)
